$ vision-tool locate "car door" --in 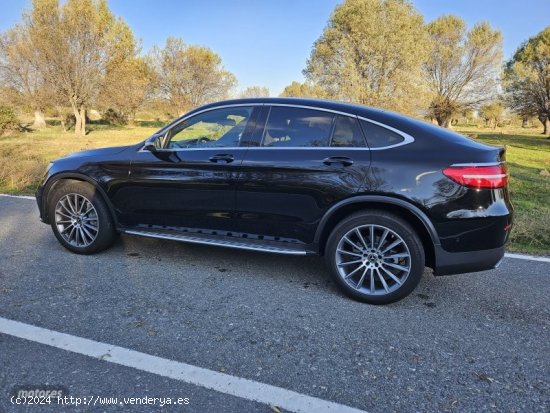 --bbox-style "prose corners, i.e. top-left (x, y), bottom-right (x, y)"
top-left (114, 105), bottom-right (259, 232)
top-left (235, 105), bottom-right (371, 244)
